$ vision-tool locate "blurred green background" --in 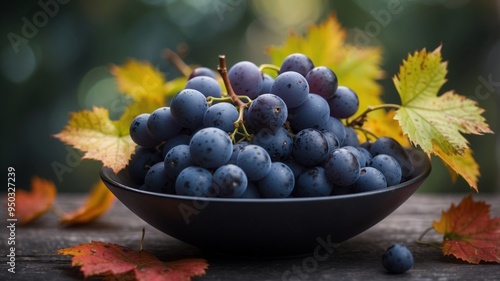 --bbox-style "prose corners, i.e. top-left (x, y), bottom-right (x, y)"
top-left (1, 0), bottom-right (498, 193)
